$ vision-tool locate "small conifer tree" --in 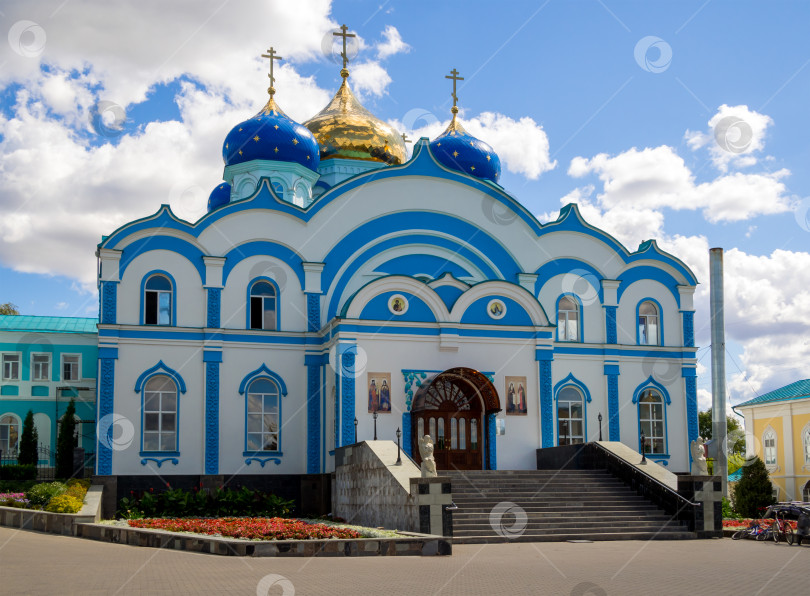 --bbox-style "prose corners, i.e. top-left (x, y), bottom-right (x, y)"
top-left (18, 410), bottom-right (38, 466)
top-left (55, 399), bottom-right (78, 478)
top-left (733, 456), bottom-right (776, 518)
